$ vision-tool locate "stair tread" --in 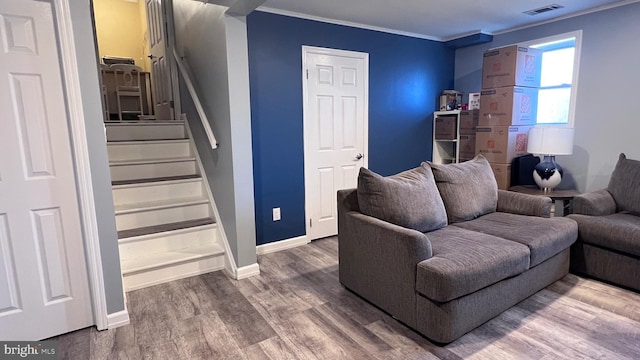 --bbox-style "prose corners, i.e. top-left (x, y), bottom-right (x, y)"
top-left (105, 120), bottom-right (184, 125)
top-left (118, 217), bottom-right (215, 239)
top-left (107, 139), bottom-right (190, 145)
top-left (121, 243), bottom-right (224, 275)
top-left (112, 174), bottom-right (201, 186)
top-left (114, 196), bottom-right (209, 214)
top-left (118, 222), bottom-right (216, 244)
top-left (109, 156), bottom-right (196, 166)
